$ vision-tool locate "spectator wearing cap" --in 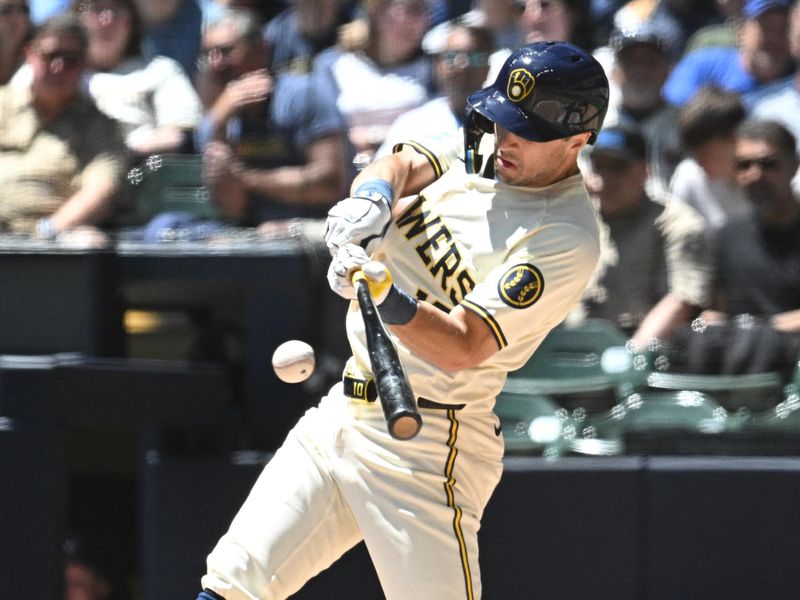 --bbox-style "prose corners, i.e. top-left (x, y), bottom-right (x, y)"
top-left (663, 0), bottom-right (794, 106)
top-left (577, 124), bottom-right (712, 350)
top-left (747, 0), bottom-right (800, 152)
top-left (669, 86), bottom-right (752, 232)
top-left (600, 21), bottom-right (683, 194)
top-left (375, 18), bottom-right (494, 160)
